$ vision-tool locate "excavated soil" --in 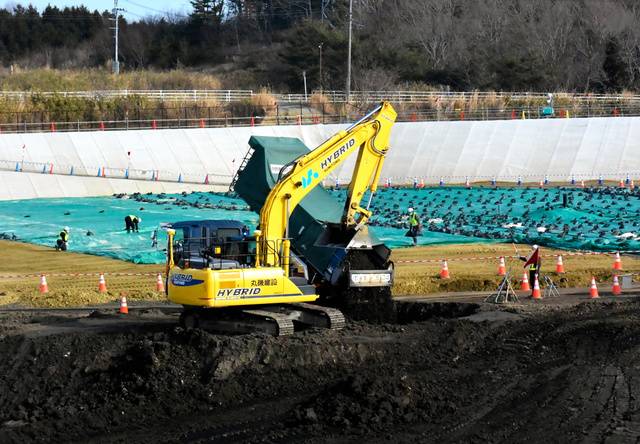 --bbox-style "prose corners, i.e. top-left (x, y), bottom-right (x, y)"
top-left (1, 300), bottom-right (640, 443)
